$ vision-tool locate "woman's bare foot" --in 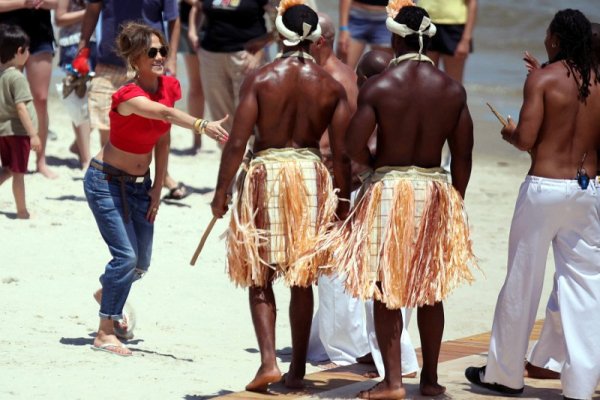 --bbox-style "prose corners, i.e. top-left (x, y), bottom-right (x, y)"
top-left (245, 365), bottom-right (281, 392)
top-left (524, 362), bottom-right (560, 379)
top-left (36, 164), bottom-right (58, 179)
top-left (358, 381), bottom-right (406, 399)
top-left (93, 320), bottom-right (132, 356)
top-left (16, 210), bottom-right (31, 219)
top-left (420, 380), bottom-right (446, 396)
